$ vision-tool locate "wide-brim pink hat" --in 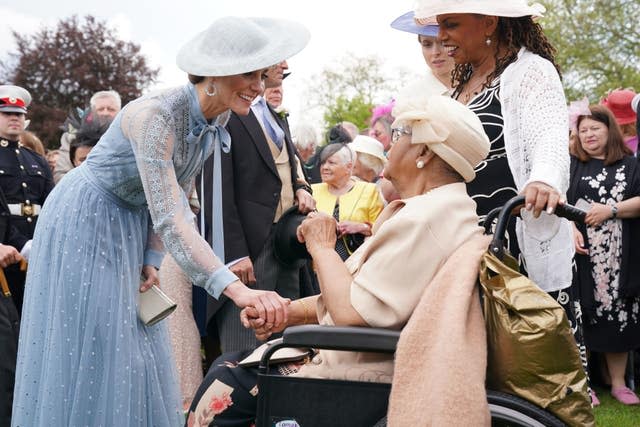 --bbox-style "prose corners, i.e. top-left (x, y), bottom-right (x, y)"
top-left (601, 89), bottom-right (637, 126)
top-left (413, 0), bottom-right (545, 24)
